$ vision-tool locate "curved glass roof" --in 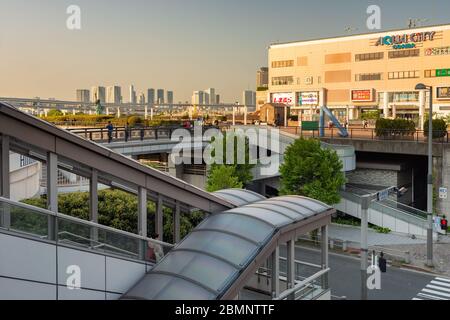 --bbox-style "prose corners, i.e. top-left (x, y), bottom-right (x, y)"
top-left (123, 192), bottom-right (331, 300)
top-left (213, 188), bottom-right (266, 206)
